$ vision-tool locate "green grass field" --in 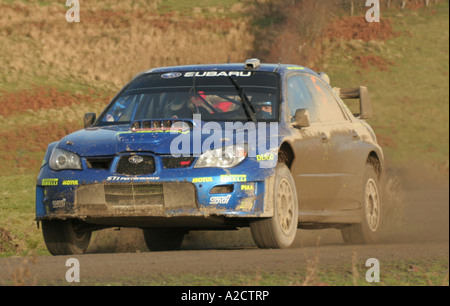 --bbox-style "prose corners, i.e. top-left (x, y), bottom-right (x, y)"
top-left (326, 5), bottom-right (449, 171)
